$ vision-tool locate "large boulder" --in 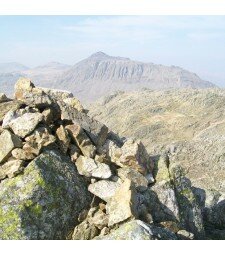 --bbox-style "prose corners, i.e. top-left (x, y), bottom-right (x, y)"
top-left (0, 150), bottom-right (92, 239)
